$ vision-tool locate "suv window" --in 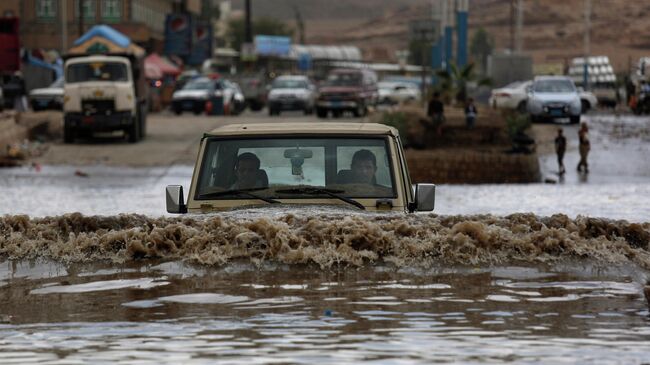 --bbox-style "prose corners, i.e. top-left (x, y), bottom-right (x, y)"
top-left (326, 73), bottom-right (362, 87)
top-left (195, 137), bottom-right (396, 200)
